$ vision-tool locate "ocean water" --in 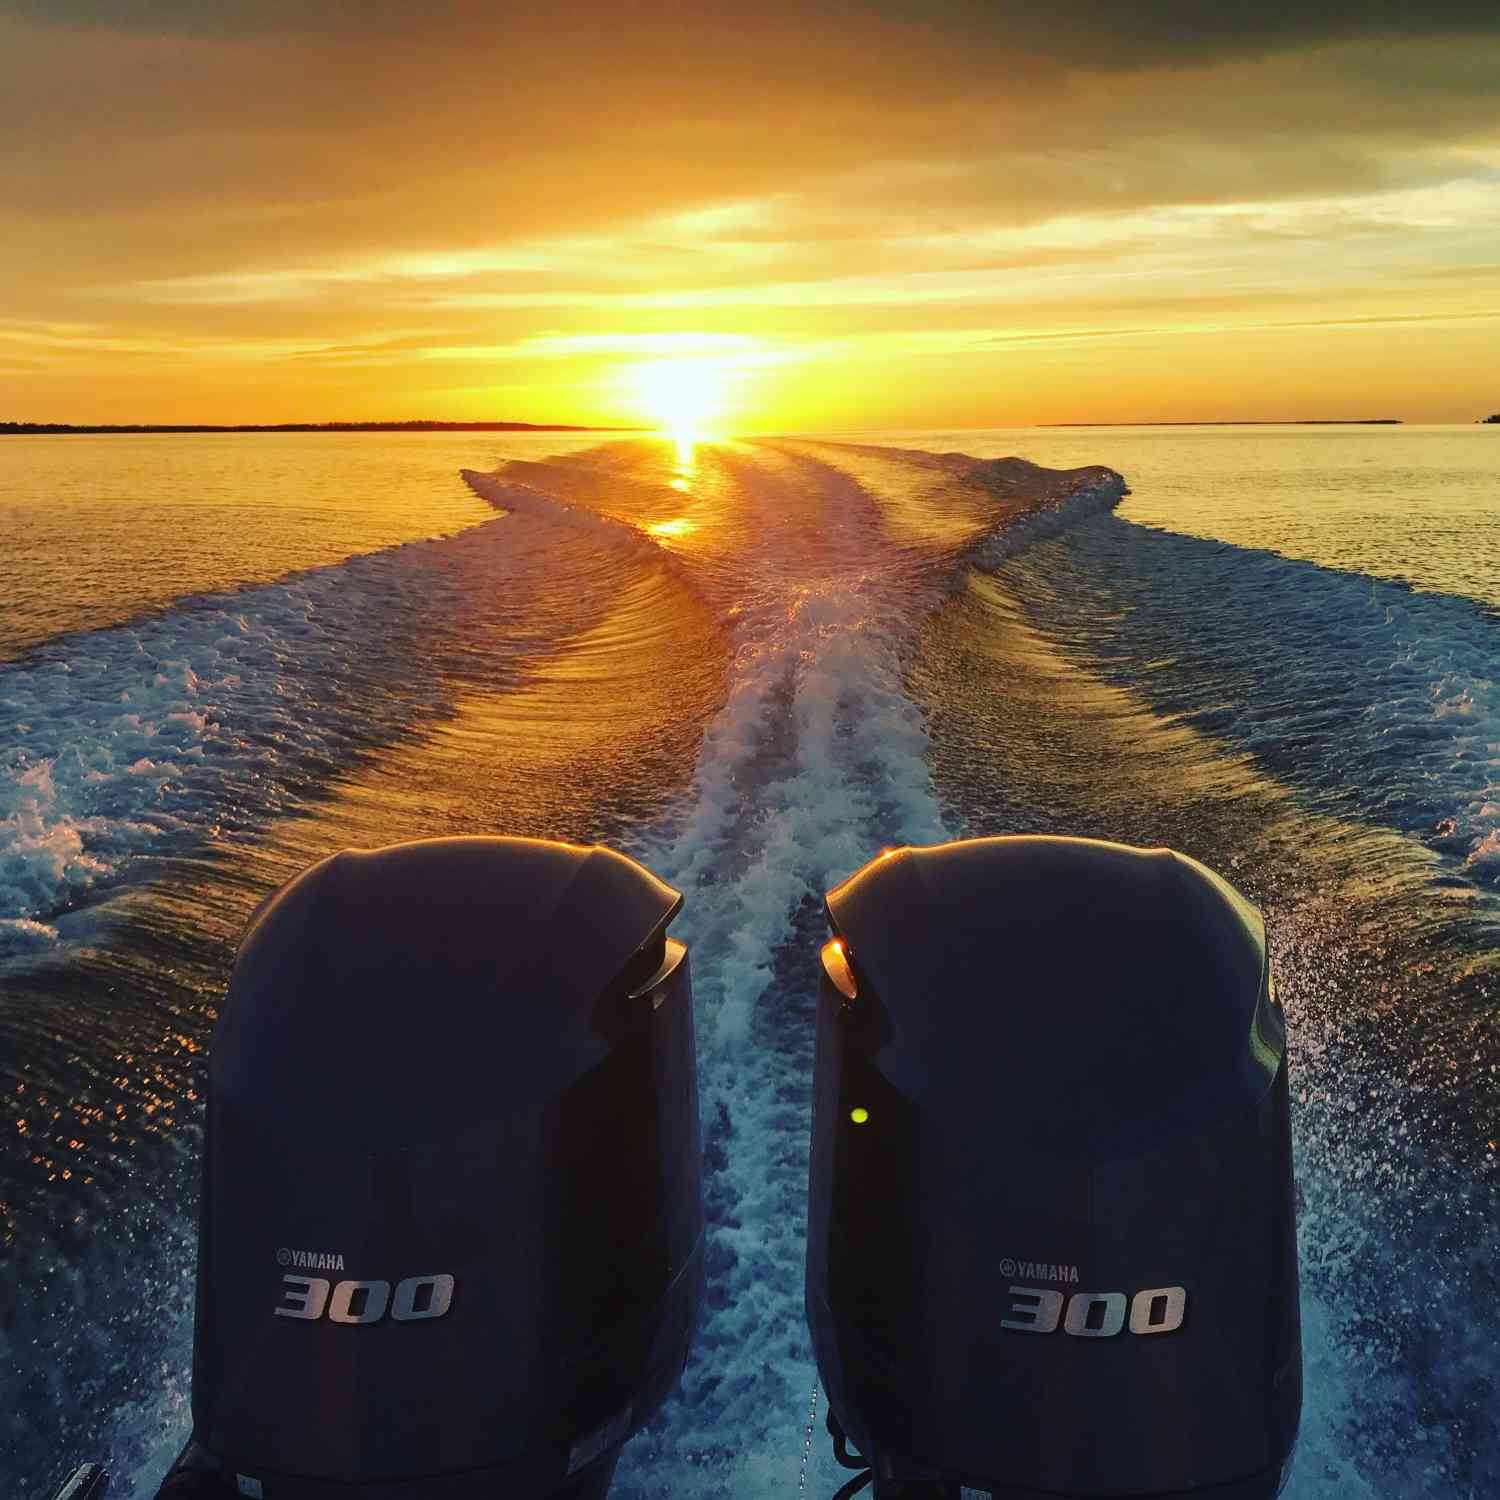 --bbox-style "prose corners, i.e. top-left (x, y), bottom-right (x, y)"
top-left (1, 427), bottom-right (1496, 1499)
